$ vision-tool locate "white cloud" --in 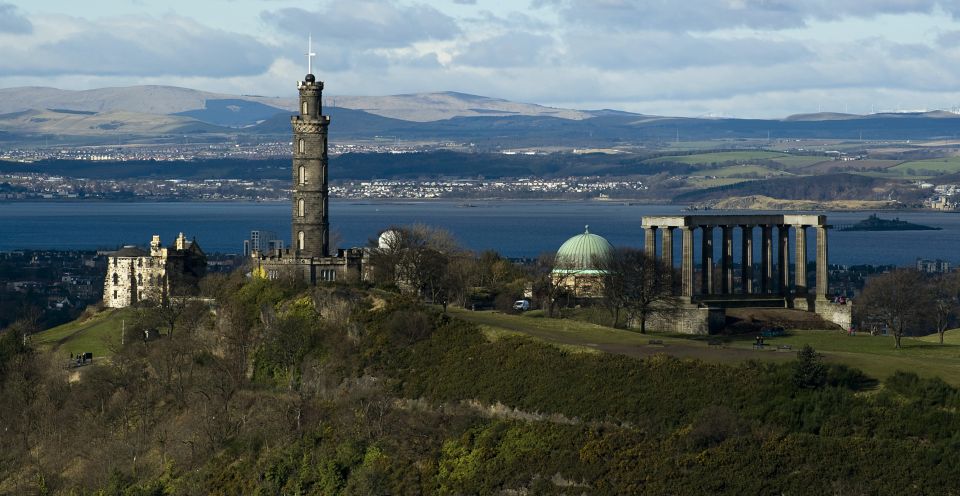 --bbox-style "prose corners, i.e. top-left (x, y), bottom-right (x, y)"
top-left (0, 14), bottom-right (274, 77)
